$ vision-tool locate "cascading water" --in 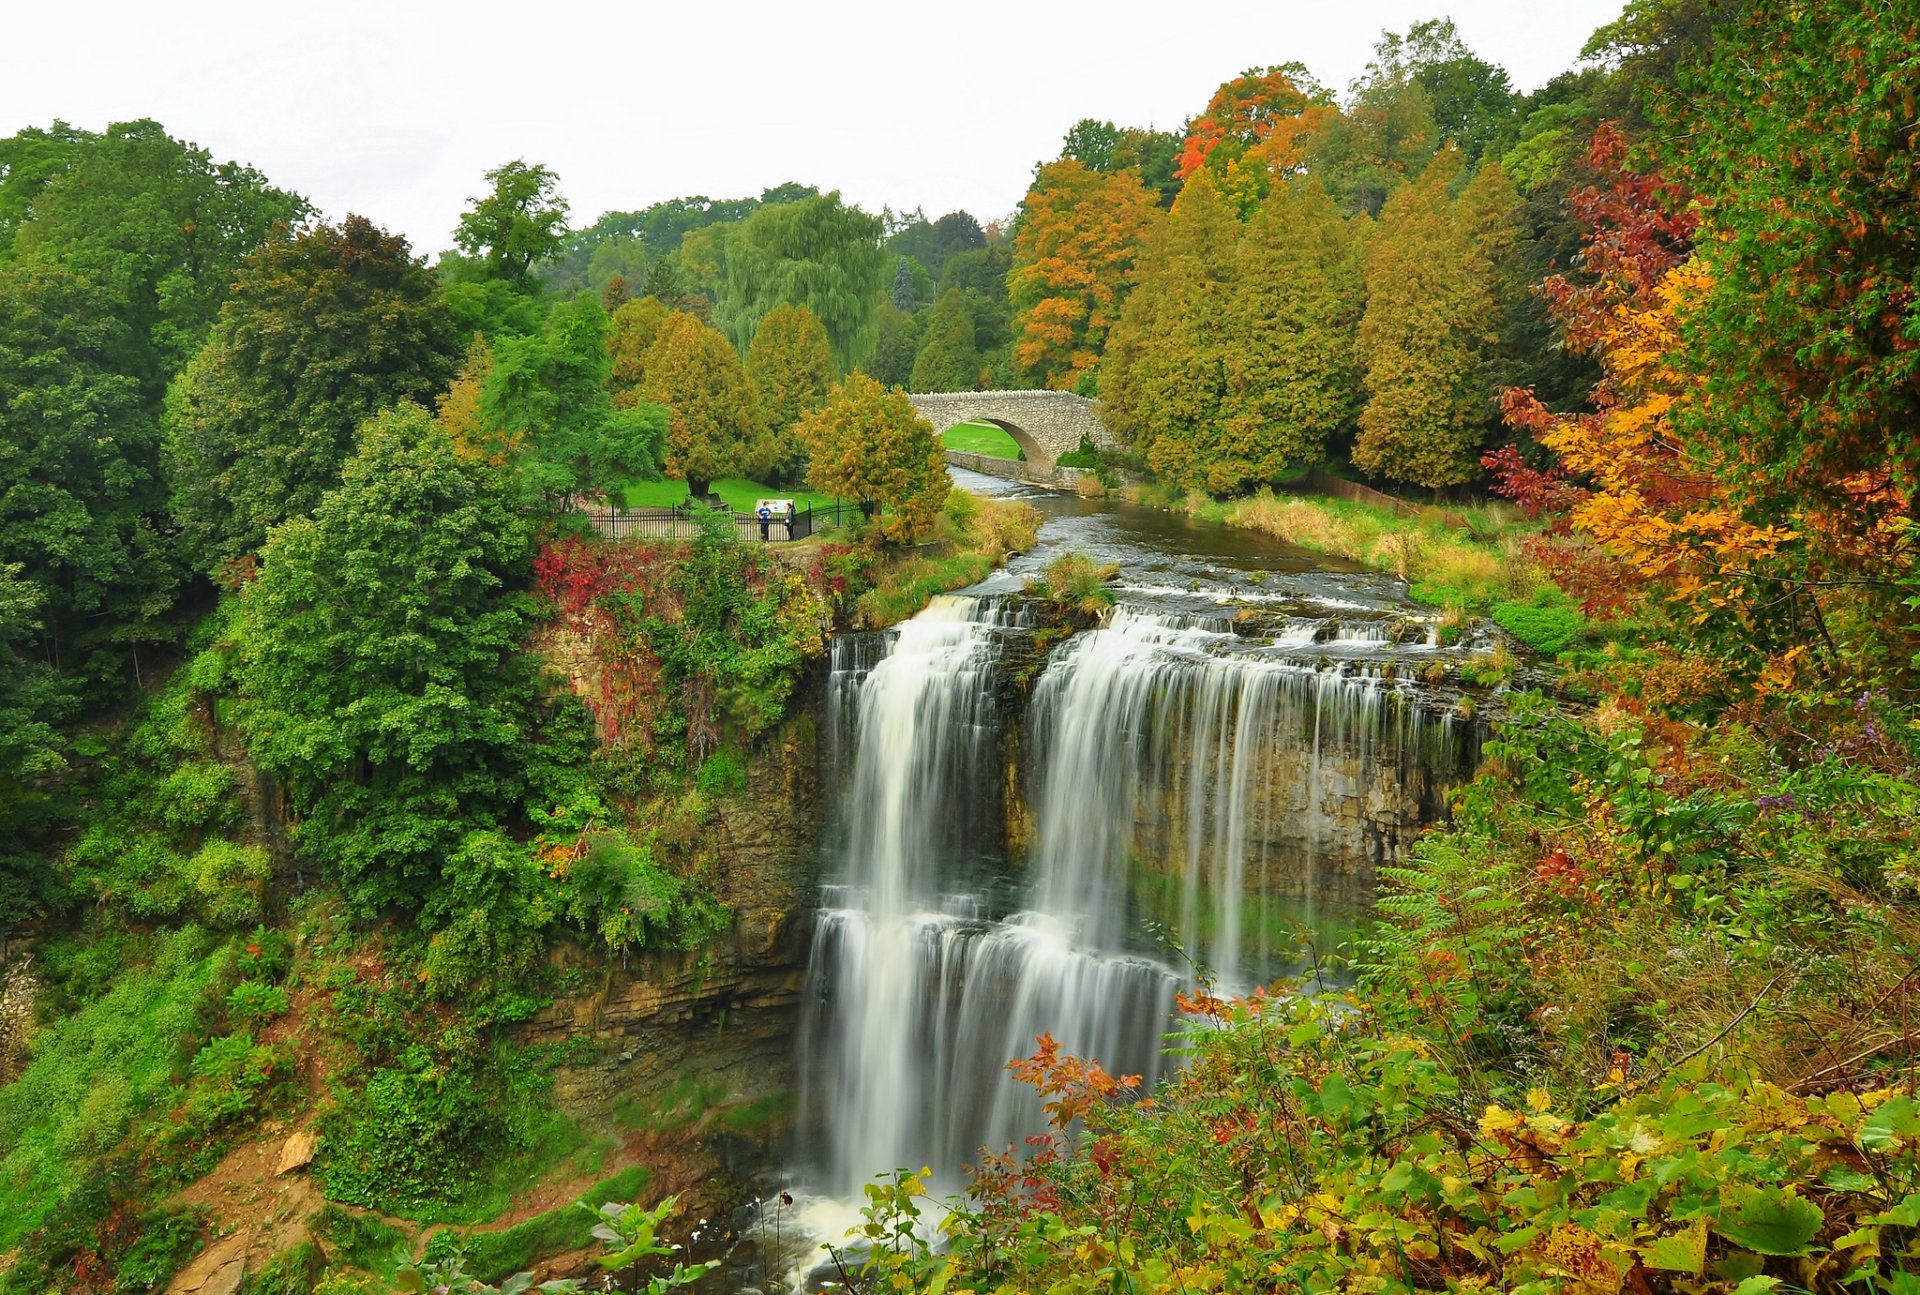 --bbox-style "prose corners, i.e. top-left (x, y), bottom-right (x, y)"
top-left (765, 472), bottom-right (1483, 1286)
top-left (796, 597), bottom-right (1180, 1198)
top-left (795, 598), bottom-right (1466, 1205)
